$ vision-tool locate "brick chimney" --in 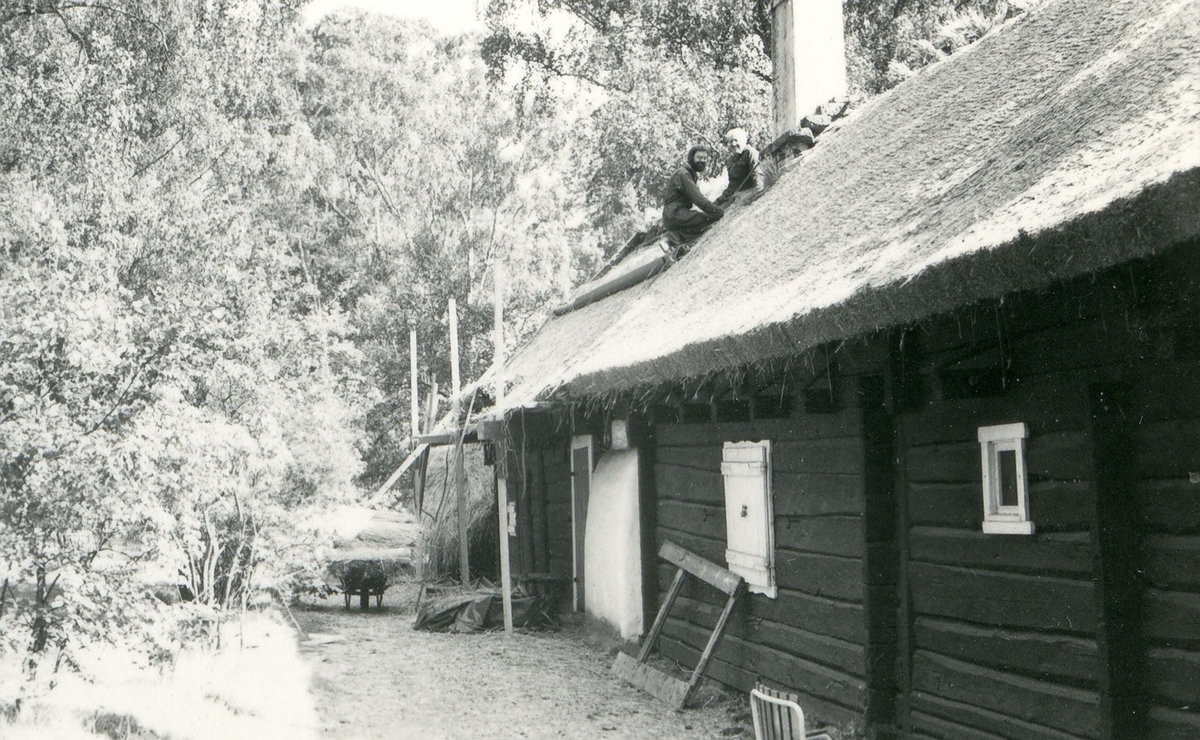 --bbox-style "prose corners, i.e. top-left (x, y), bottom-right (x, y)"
top-left (770, 0), bottom-right (847, 138)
